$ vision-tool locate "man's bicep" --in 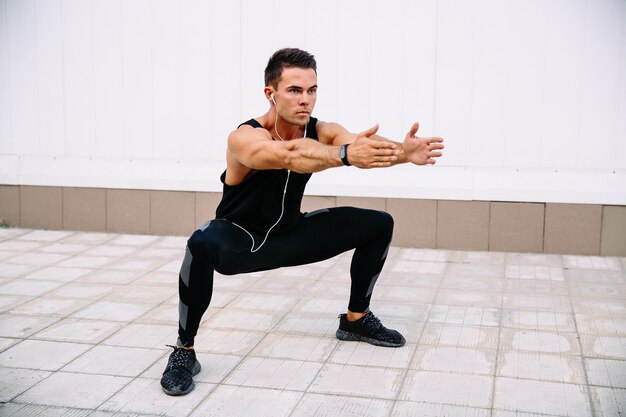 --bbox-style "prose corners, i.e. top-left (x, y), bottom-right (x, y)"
top-left (317, 121), bottom-right (356, 145)
top-left (227, 128), bottom-right (286, 170)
